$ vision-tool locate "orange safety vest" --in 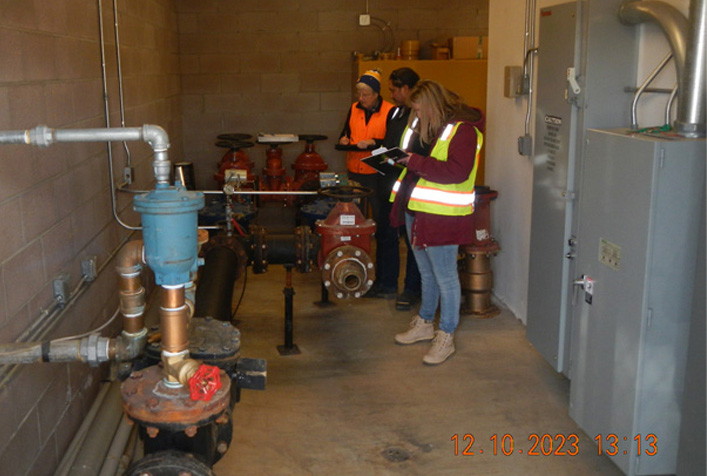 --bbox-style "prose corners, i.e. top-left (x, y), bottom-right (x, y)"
top-left (345, 100), bottom-right (394, 174)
